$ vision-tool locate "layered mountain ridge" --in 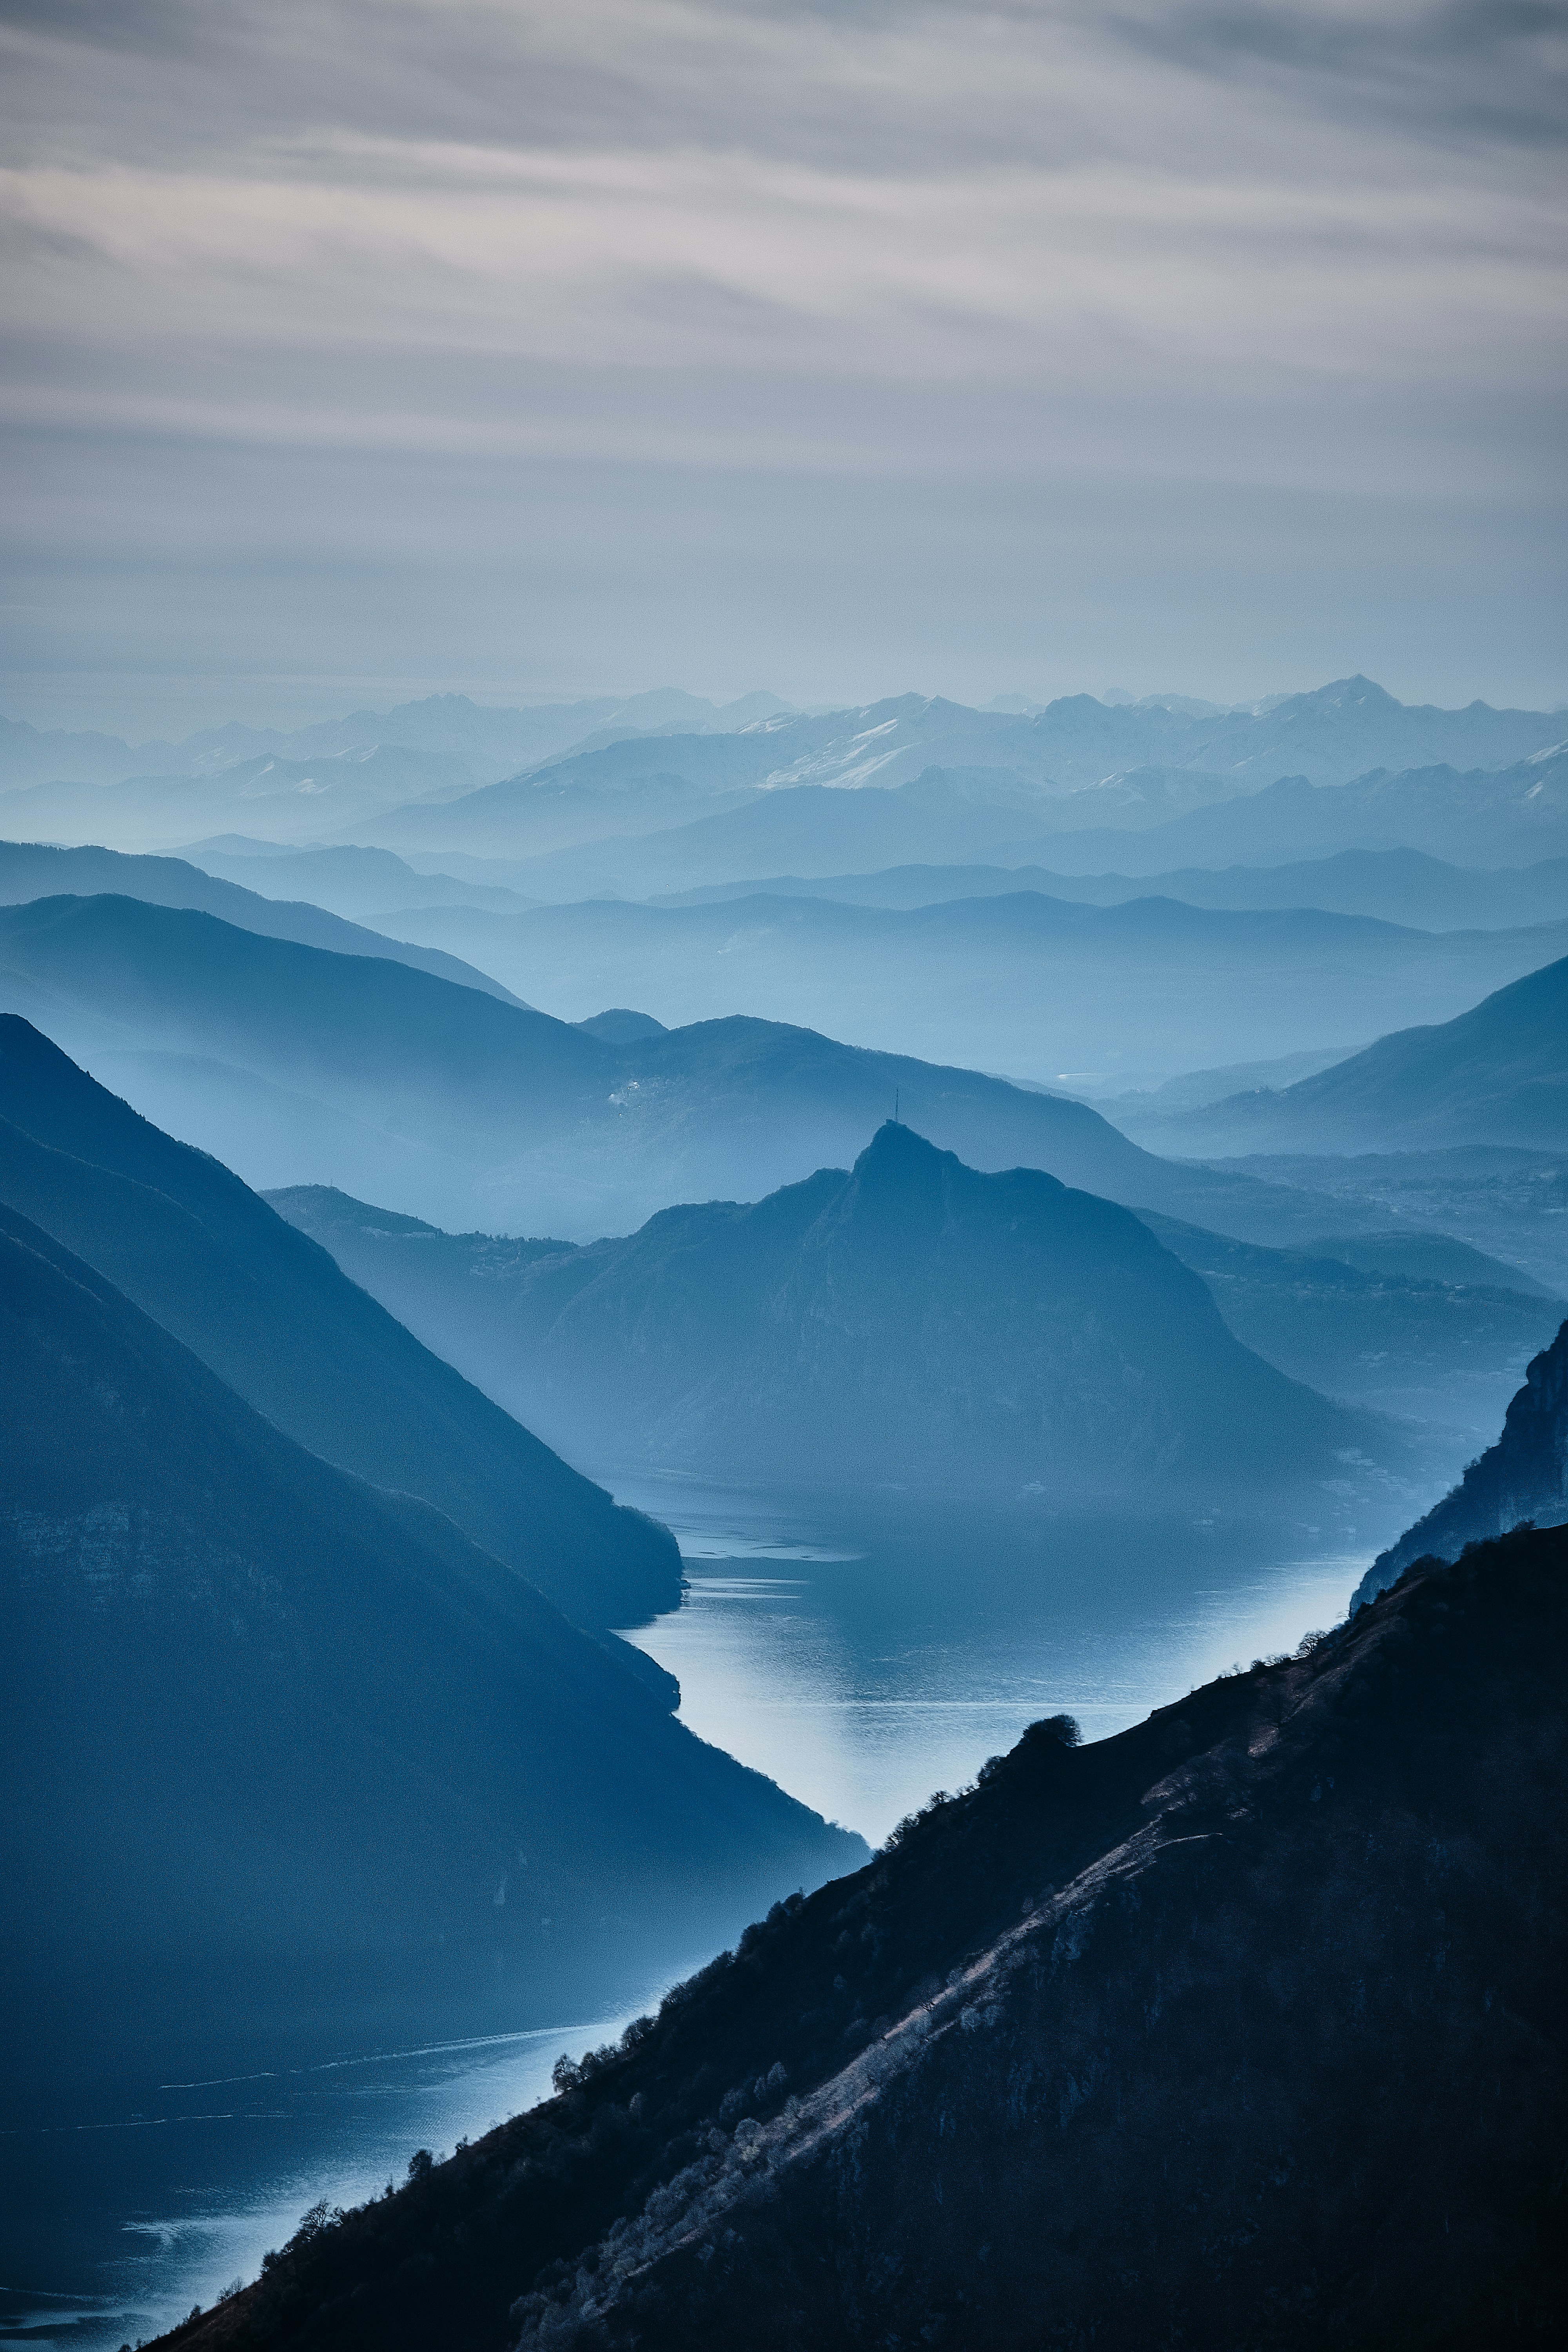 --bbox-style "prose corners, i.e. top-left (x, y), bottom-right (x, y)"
top-left (1353, 1317), bottom-right (1568, 1608)
top-left (0, 837), bottom-right (526, 1003)
top-left (408, 744), bottom-right (1568, 891)
top-left (5, 681), bottom-right (1561, 868)
top-left (274, 1122), bottom-right (1377, 1504)
top-left (652, 846), bottom-right (1568, 931)
top-left (0, 888), bottom-right (1401, 1247)
top-left (376, 884), bottom-right (1568, 1087)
